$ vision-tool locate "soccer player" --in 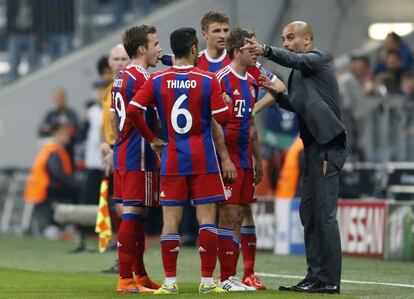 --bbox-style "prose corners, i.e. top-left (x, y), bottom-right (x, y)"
top-left (111, 25), bottom-right (162, 294)
top-left (215, 27), bottom-right (266, 291)
top-left (126, 27), bottom-right (232, 294)
top-left (198, 10), bottom-right (284, 290)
